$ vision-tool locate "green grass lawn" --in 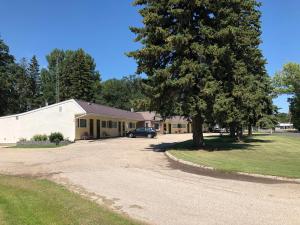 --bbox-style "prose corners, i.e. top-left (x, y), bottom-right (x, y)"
top-left (168, 134), bottom-right (300, 178)
top-left (0, 176), bottom-right (144, 225)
